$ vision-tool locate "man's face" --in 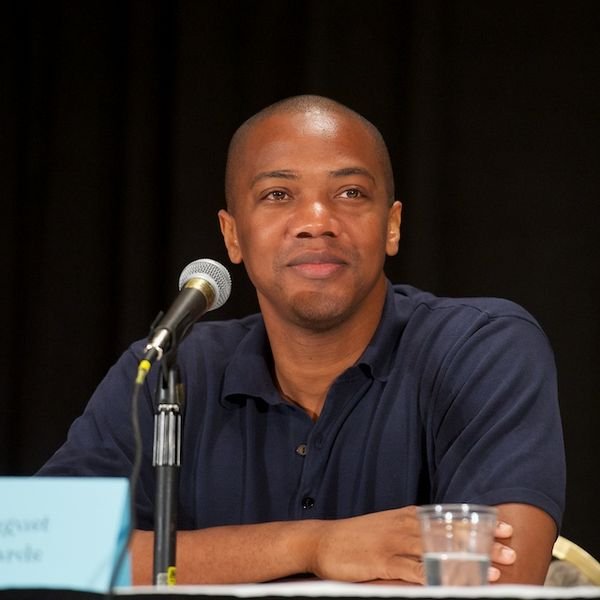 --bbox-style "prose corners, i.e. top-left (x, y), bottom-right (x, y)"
top-left (219, 109), bottom-right (401, 331)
